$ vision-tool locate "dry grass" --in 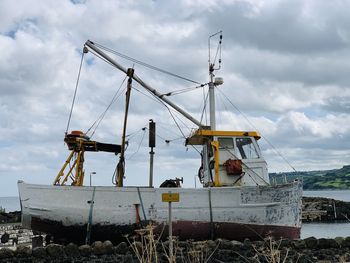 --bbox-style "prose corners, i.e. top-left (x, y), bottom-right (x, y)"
top-left (127, 224), bottom-right (160, 263)
top-left (127, 223), bottom-right (218, 263)
top-left (252, 236), bottom-right (299, 263)
top-left (127, 225), bottom-right (312, 263)
top-left (185, 240), bottom-right (219, 263)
